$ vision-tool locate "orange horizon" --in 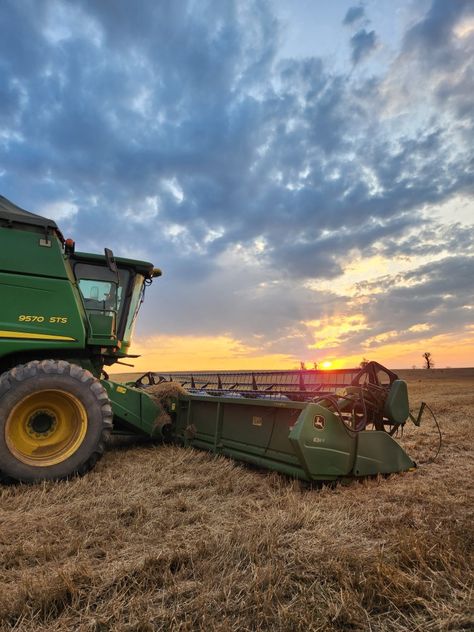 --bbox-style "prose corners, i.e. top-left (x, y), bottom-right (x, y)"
top-left (109, 331), bottom-right (474, 373)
